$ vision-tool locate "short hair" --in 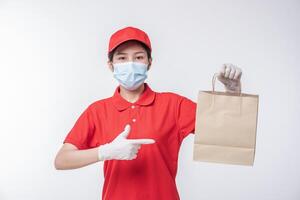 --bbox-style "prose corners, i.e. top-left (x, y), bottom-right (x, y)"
top-left (108, 40), bottom-right (152, 62)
